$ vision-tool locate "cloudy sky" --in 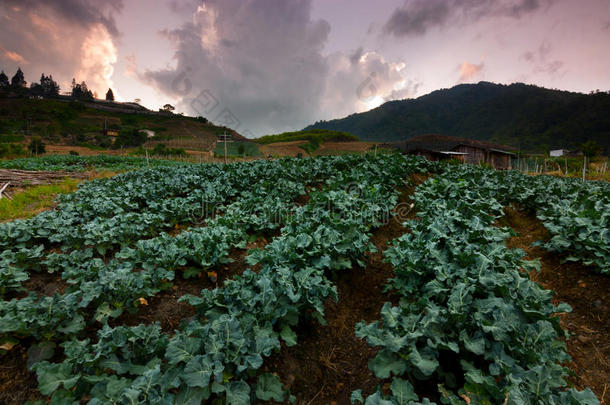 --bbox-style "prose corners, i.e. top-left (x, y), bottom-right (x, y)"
top-left (1, 0), bottom-right (609, 136)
